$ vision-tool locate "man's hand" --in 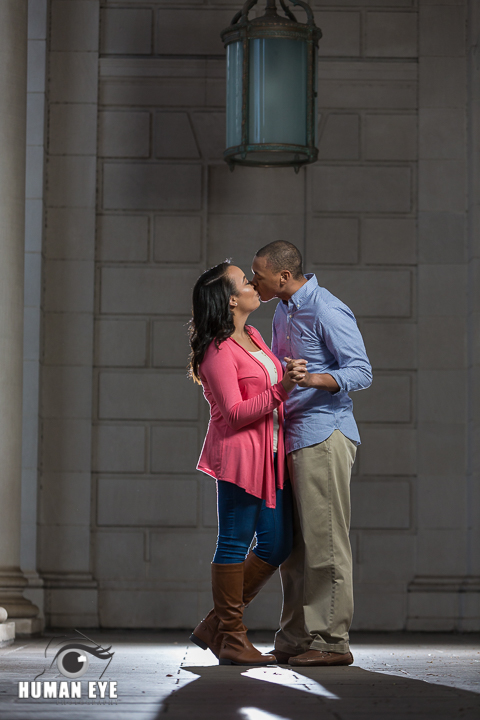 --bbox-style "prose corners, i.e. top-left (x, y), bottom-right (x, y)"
top-left (284, 357), bottom-right (340, 393)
